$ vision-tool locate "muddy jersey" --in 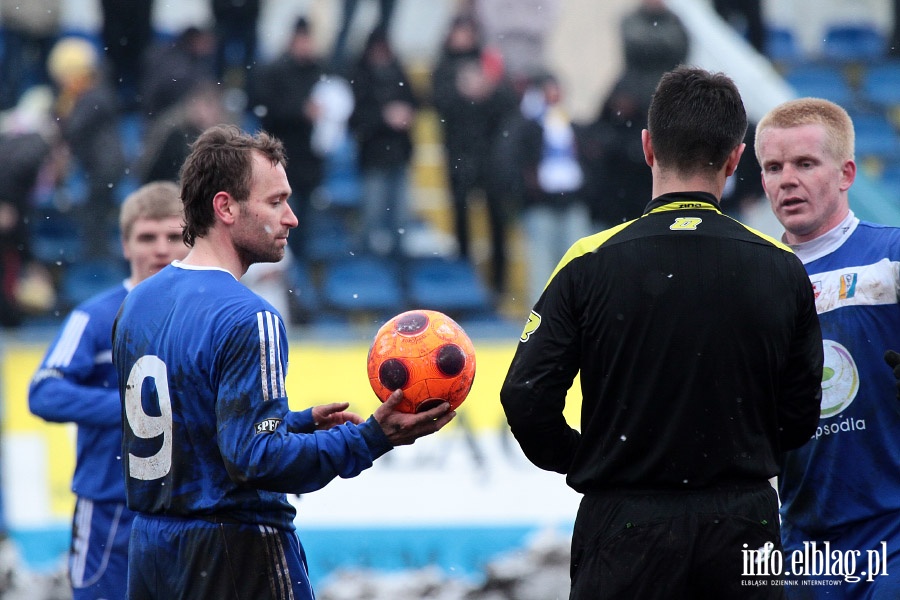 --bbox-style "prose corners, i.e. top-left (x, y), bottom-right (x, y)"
top-left (780, 214), bottom-right (900, 535)
top-left (113, 261), bottom-right (391, 531)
